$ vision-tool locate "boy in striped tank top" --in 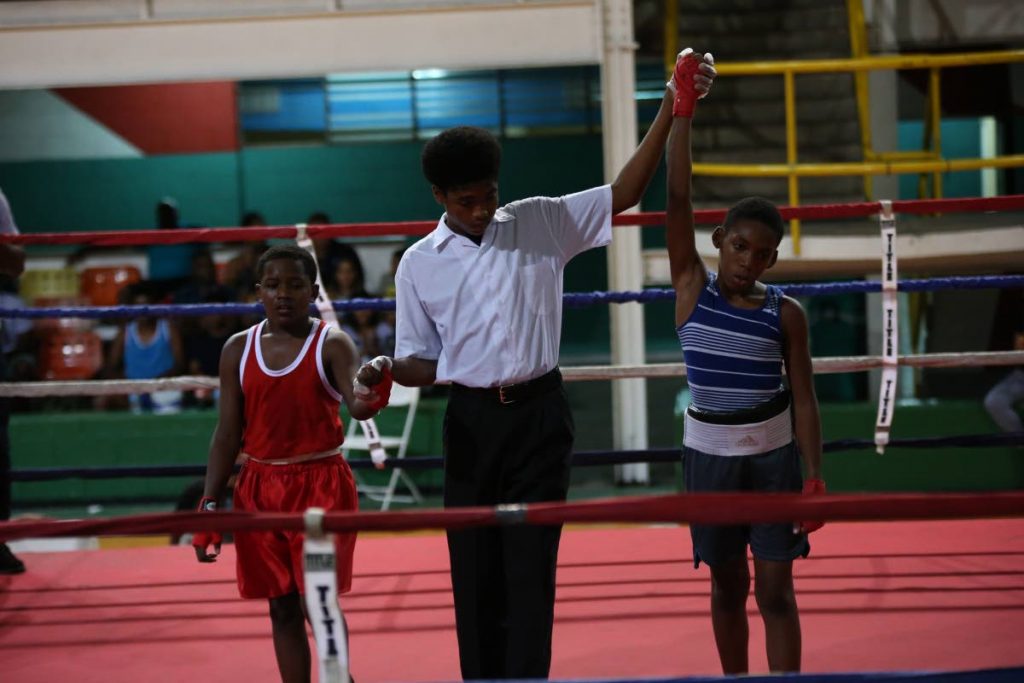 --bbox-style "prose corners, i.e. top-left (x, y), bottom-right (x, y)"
top-left (192, 245), bottom-right (387, 682)
top-left (666, 51), bottom-right (825, 674)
